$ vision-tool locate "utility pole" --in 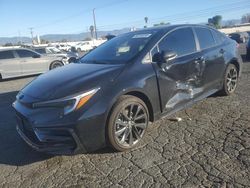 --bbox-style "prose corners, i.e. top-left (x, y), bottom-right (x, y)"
top-left (92, 8), bottom-right (97, 40)
top-left (29, 27), bottom-right (34, 44)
